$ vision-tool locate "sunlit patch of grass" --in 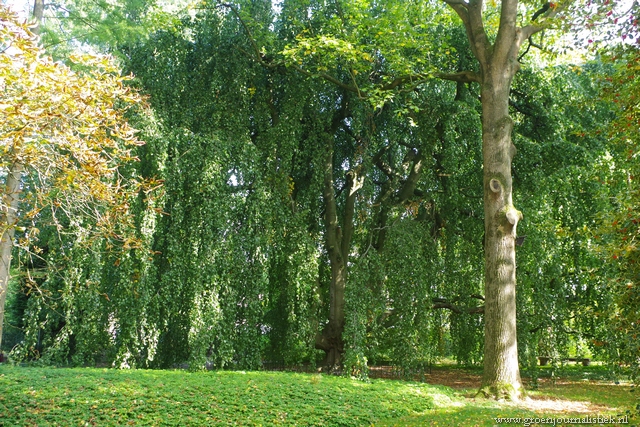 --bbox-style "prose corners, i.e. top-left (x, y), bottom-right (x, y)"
top-left (531, 382), bottom-right (633, 411)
